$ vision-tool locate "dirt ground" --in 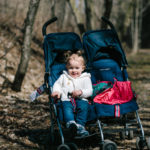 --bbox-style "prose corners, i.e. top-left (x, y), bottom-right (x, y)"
top-left (0, 25), bottom-right (150, 150)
